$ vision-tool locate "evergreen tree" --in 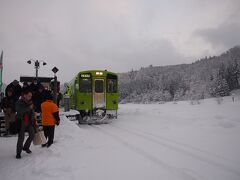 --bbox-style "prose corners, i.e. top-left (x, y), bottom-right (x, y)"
top-left (210, 73), bottom-right (230, 97)
top-left (119, 46), bottom-right (240, 103)
top-left (216, 78), bottom-right (230, 97)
